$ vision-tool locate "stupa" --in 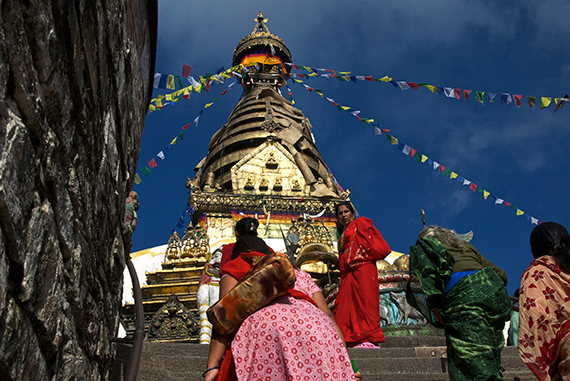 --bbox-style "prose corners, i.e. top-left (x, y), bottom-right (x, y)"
top-left (121, 12), bottom-right (380, 342)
